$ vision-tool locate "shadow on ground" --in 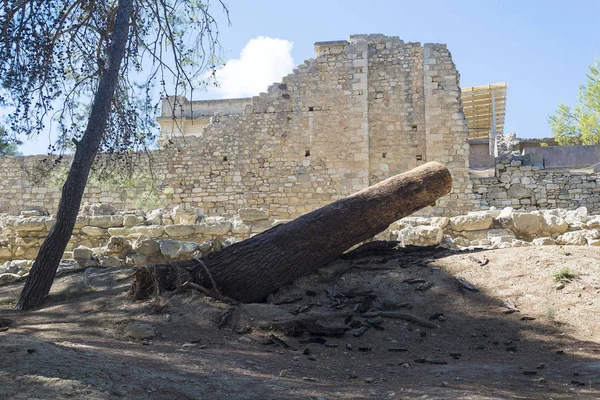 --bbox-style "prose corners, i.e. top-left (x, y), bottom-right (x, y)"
top-left (1, 245), bottom-right (600, 399)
